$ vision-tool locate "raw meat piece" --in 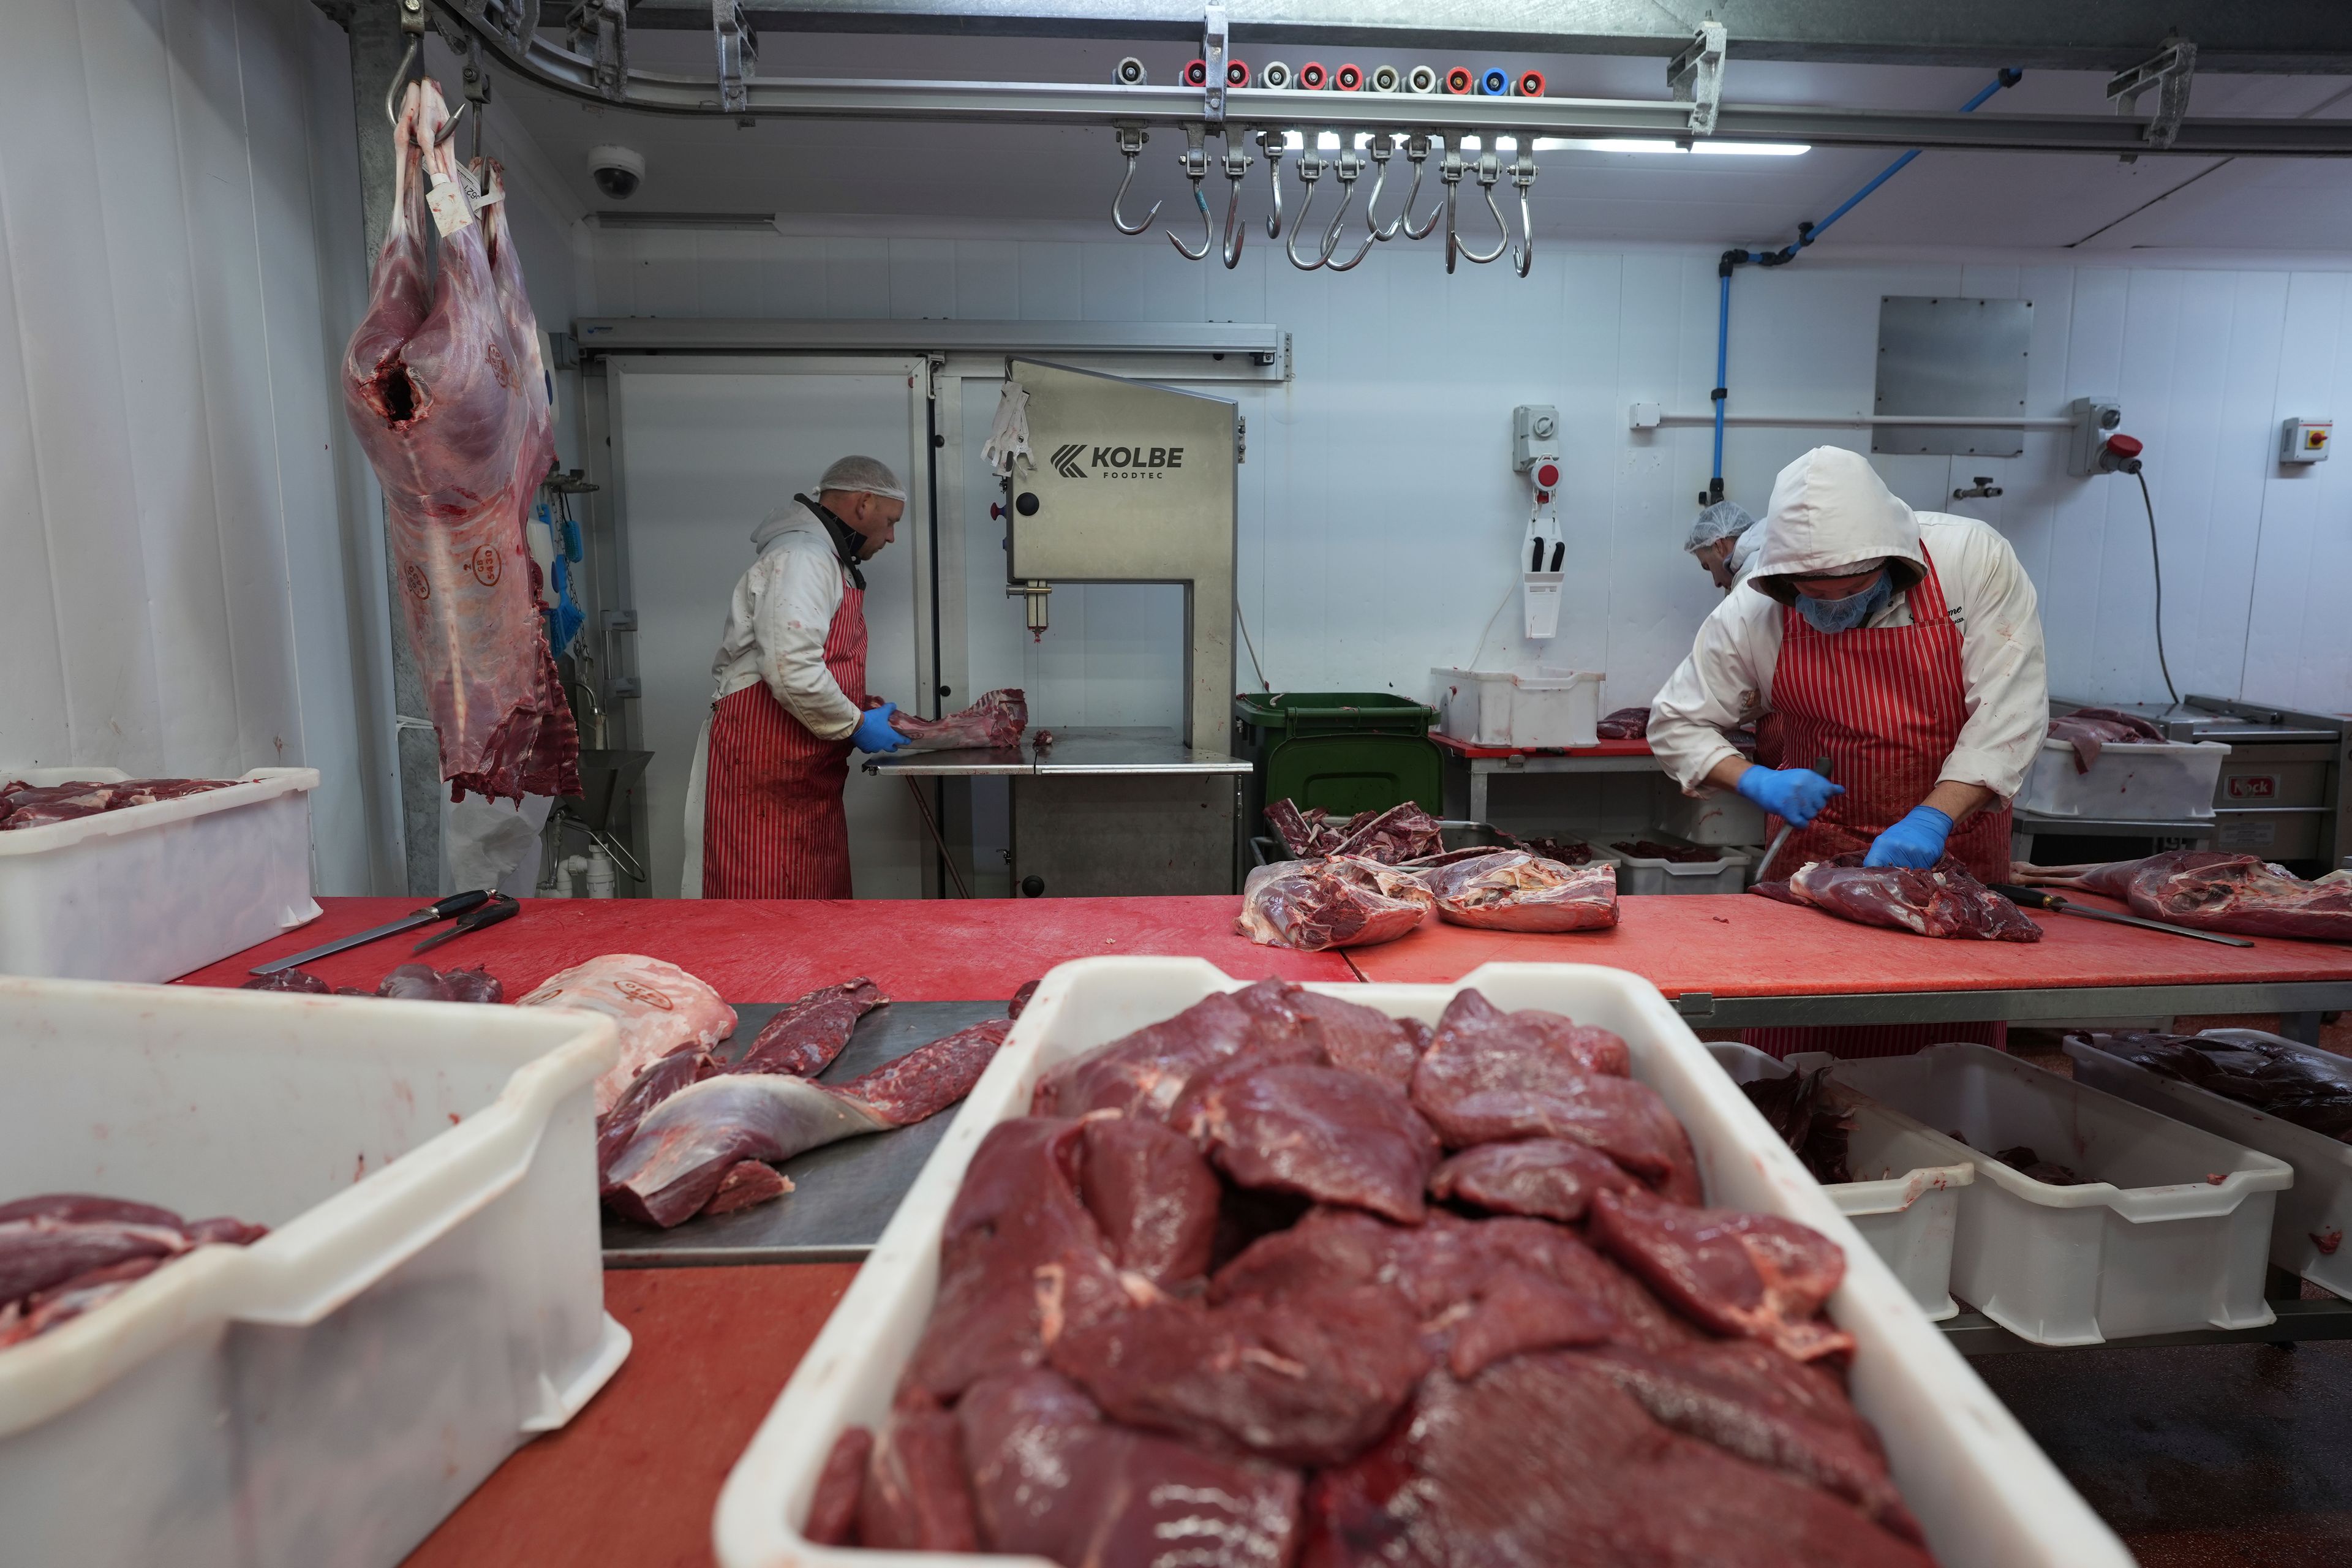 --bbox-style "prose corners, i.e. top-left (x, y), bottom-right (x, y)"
top-left (1415, 851), bottom-right (1619, 932)
top-left (1, 1195), bottom-right (268, 1348)
top-left (804, 1426), bottom-right (870, 1547)
top-left (341, 82), bottom-right (578, 802)
top-left (1588, 1186), bottom-right (1853, 1362)
top-left (1049, 1284), bottom-right (1430, 1465)
top-left (0, 1218), bottom-right (189, 1305)
top-left (1229, 981), bottom-right (1425, 1090)
top-left (0, 1256), bottom-right (169, 1347)
top-left (1443, 1264), bottom-right (1619, 1379)
top-left (1992, 1145), bottom-right (2087, 1186)
top-left (958, 1369), bottom-right (1303, 1566)
top-left (2046, 705), bottom-right (2166, 772)
top-left (375, 962), bottom-right (505, 1003)
top-left (0, 1195), bottom-right (186, 1229)
top-left (1238, 856), bottom-right (1435, 951)
top-left (1422, 987), bottom-right (1631, 1078)
top-left (1329, 801), bottom-right (1446, 864)
top-left (1595, 706), bottom-right (1651, 740)
top-left (732, 977), bottom-right (888, 1076)
top-left (2079, 851), bottom-right (2352, 943)
top-left (242, 968), bottom-right (333, 995)
top-left (517, 954), bottom-right (737, 1114)
top-left (1303, 1355), bottom-right (1930, 1568)
top-left (1614, 838), bottom-right (1721, 864)
top-left (0, 777), bottom-right (235, 830)
top-left (1076, 1115), bottom-right (1222, 1286)
top-left (1006, 978), bottom-right (1040, 1019)
top-left (601, 1018), bottom-right (1007, 1227)
top-left (1265, 797), bottom-right (1342, 859)
top-left (702, 1161), bottom-right (793, 1214)
top-left (1031, 984), bottom-right (1283, 1123)
top-left (1521, 834), bottom-right (1599, 866)
top-left (2076, 1029), bottom-right (2352, 1141)
top-left (886, 688), bottom-right (1027, 752)
top-left (902, 1120), bottom-right (1132, 1401)
top-left (858, 1399), bottom-right (979, 1550)
top-left (1428, 1137), bottom-right (1640, 1223)
top-left (1766, 853), bottom-right (2043, 943)
top-left (595, 1042), bottom-right (720, 1175)
top-left (1196, 1063), bottom-right (1441, 1223)
top-left (1742, 1067), bottom-right (1856, 1185)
